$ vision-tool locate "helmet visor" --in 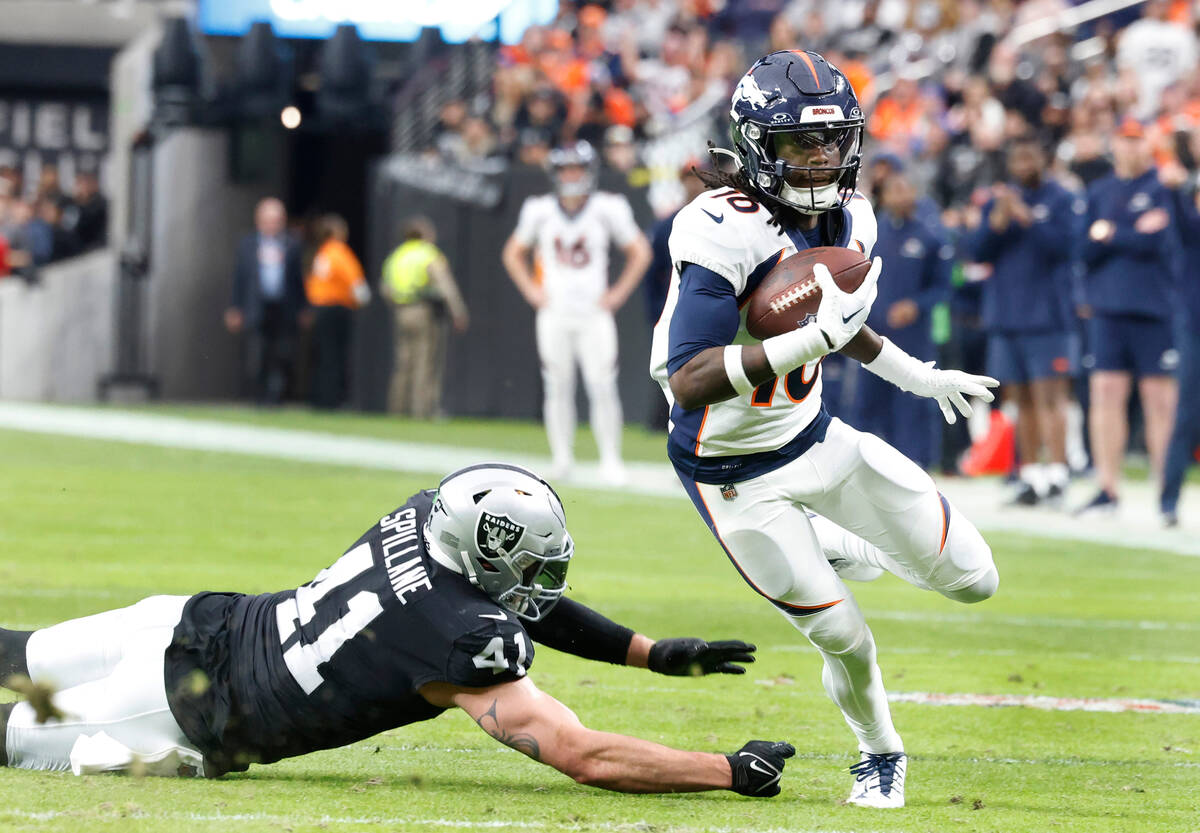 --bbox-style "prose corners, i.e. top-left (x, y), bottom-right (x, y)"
top-left (770, 126), bottom-right (861, 188)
